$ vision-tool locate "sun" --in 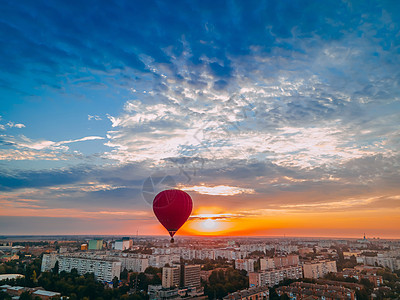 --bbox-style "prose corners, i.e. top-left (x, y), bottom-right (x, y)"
top-left (181, 206), bottom-right (237, 235)
top-left (201, 218), bottom-right (218, 231)
top-left (190, 217), bottom-right (226, 234)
